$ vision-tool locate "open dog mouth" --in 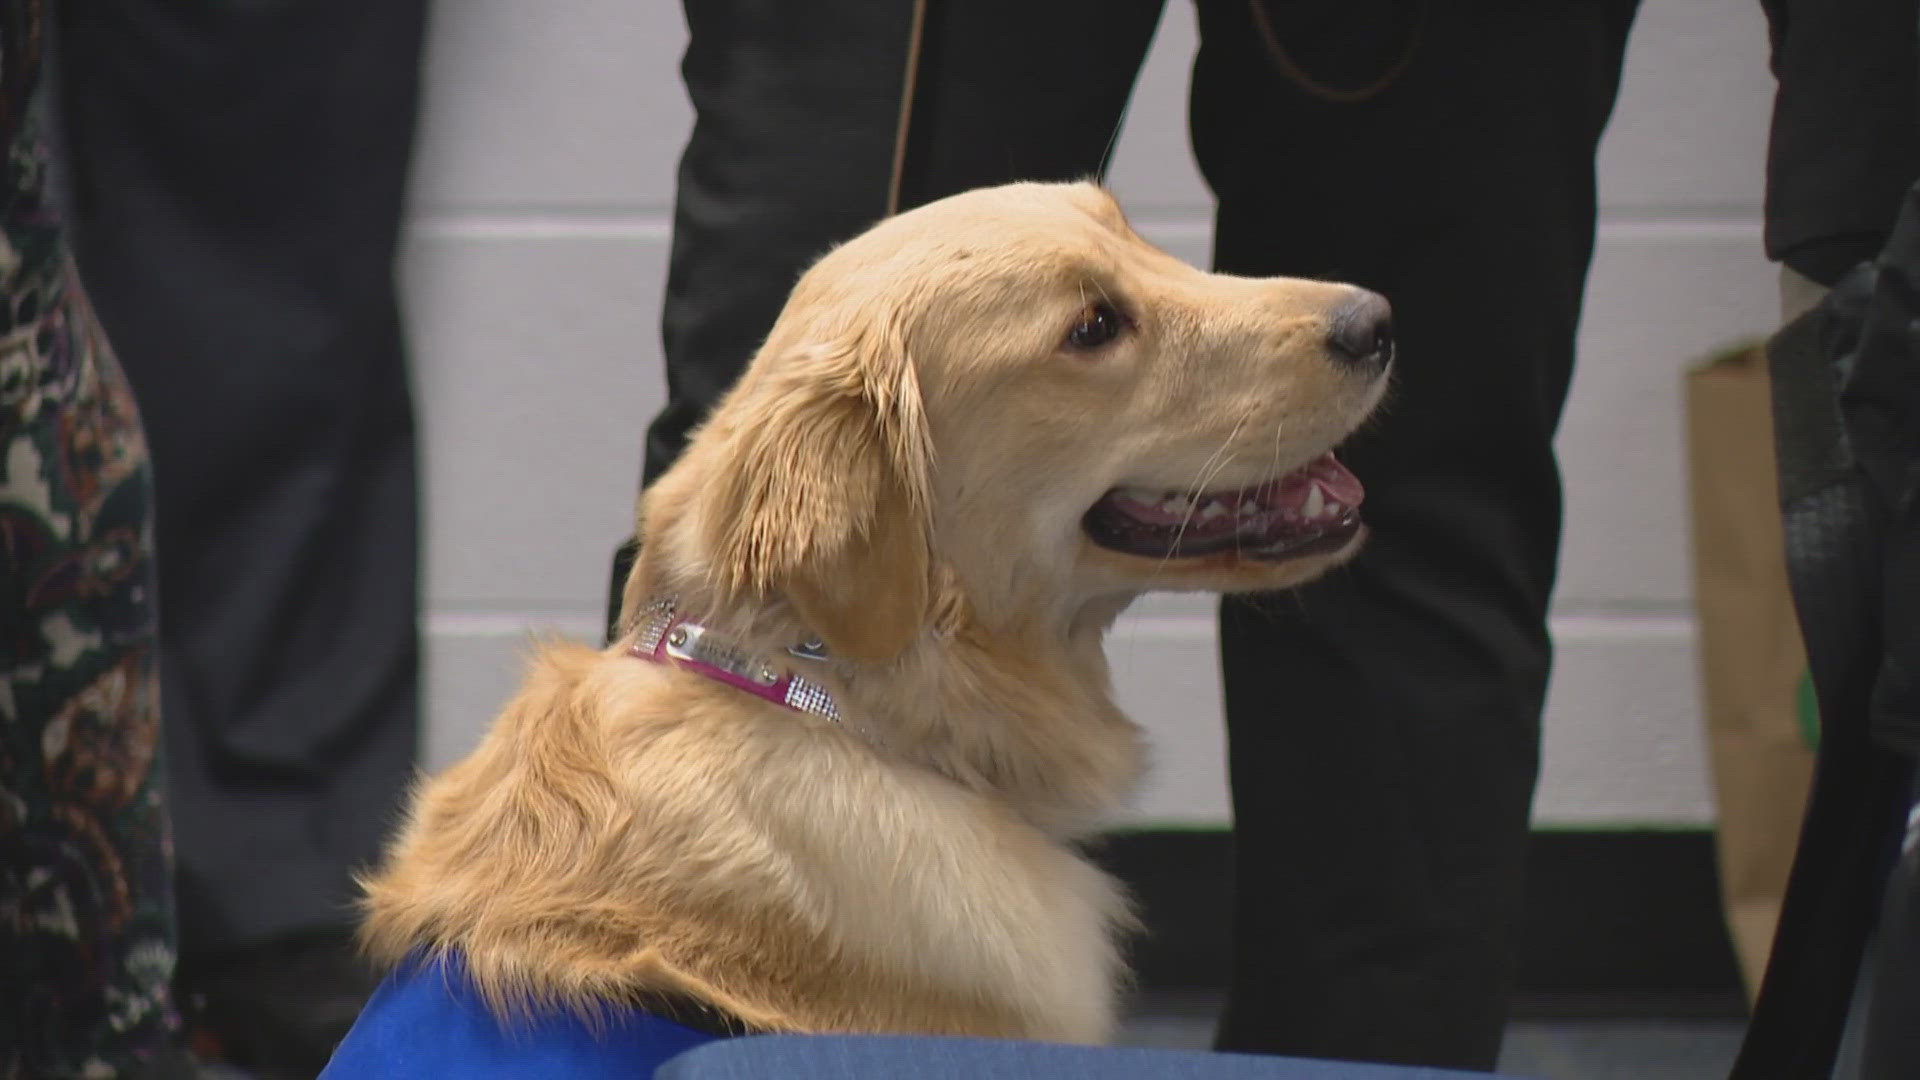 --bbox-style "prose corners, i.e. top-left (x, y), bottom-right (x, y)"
top-left (1082, 452), bottom-right (1364, 561)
